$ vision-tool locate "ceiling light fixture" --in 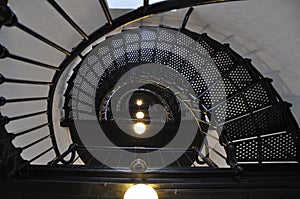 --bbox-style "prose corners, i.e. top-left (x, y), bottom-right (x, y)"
top-left (136, 111), bottom-right (145, 119)
top-left (136, 99), bottom-right (143, 106)
top-left (133, 122), bottom-right (146, 134)
top-left (124, 184), bottom-right (158, 199)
